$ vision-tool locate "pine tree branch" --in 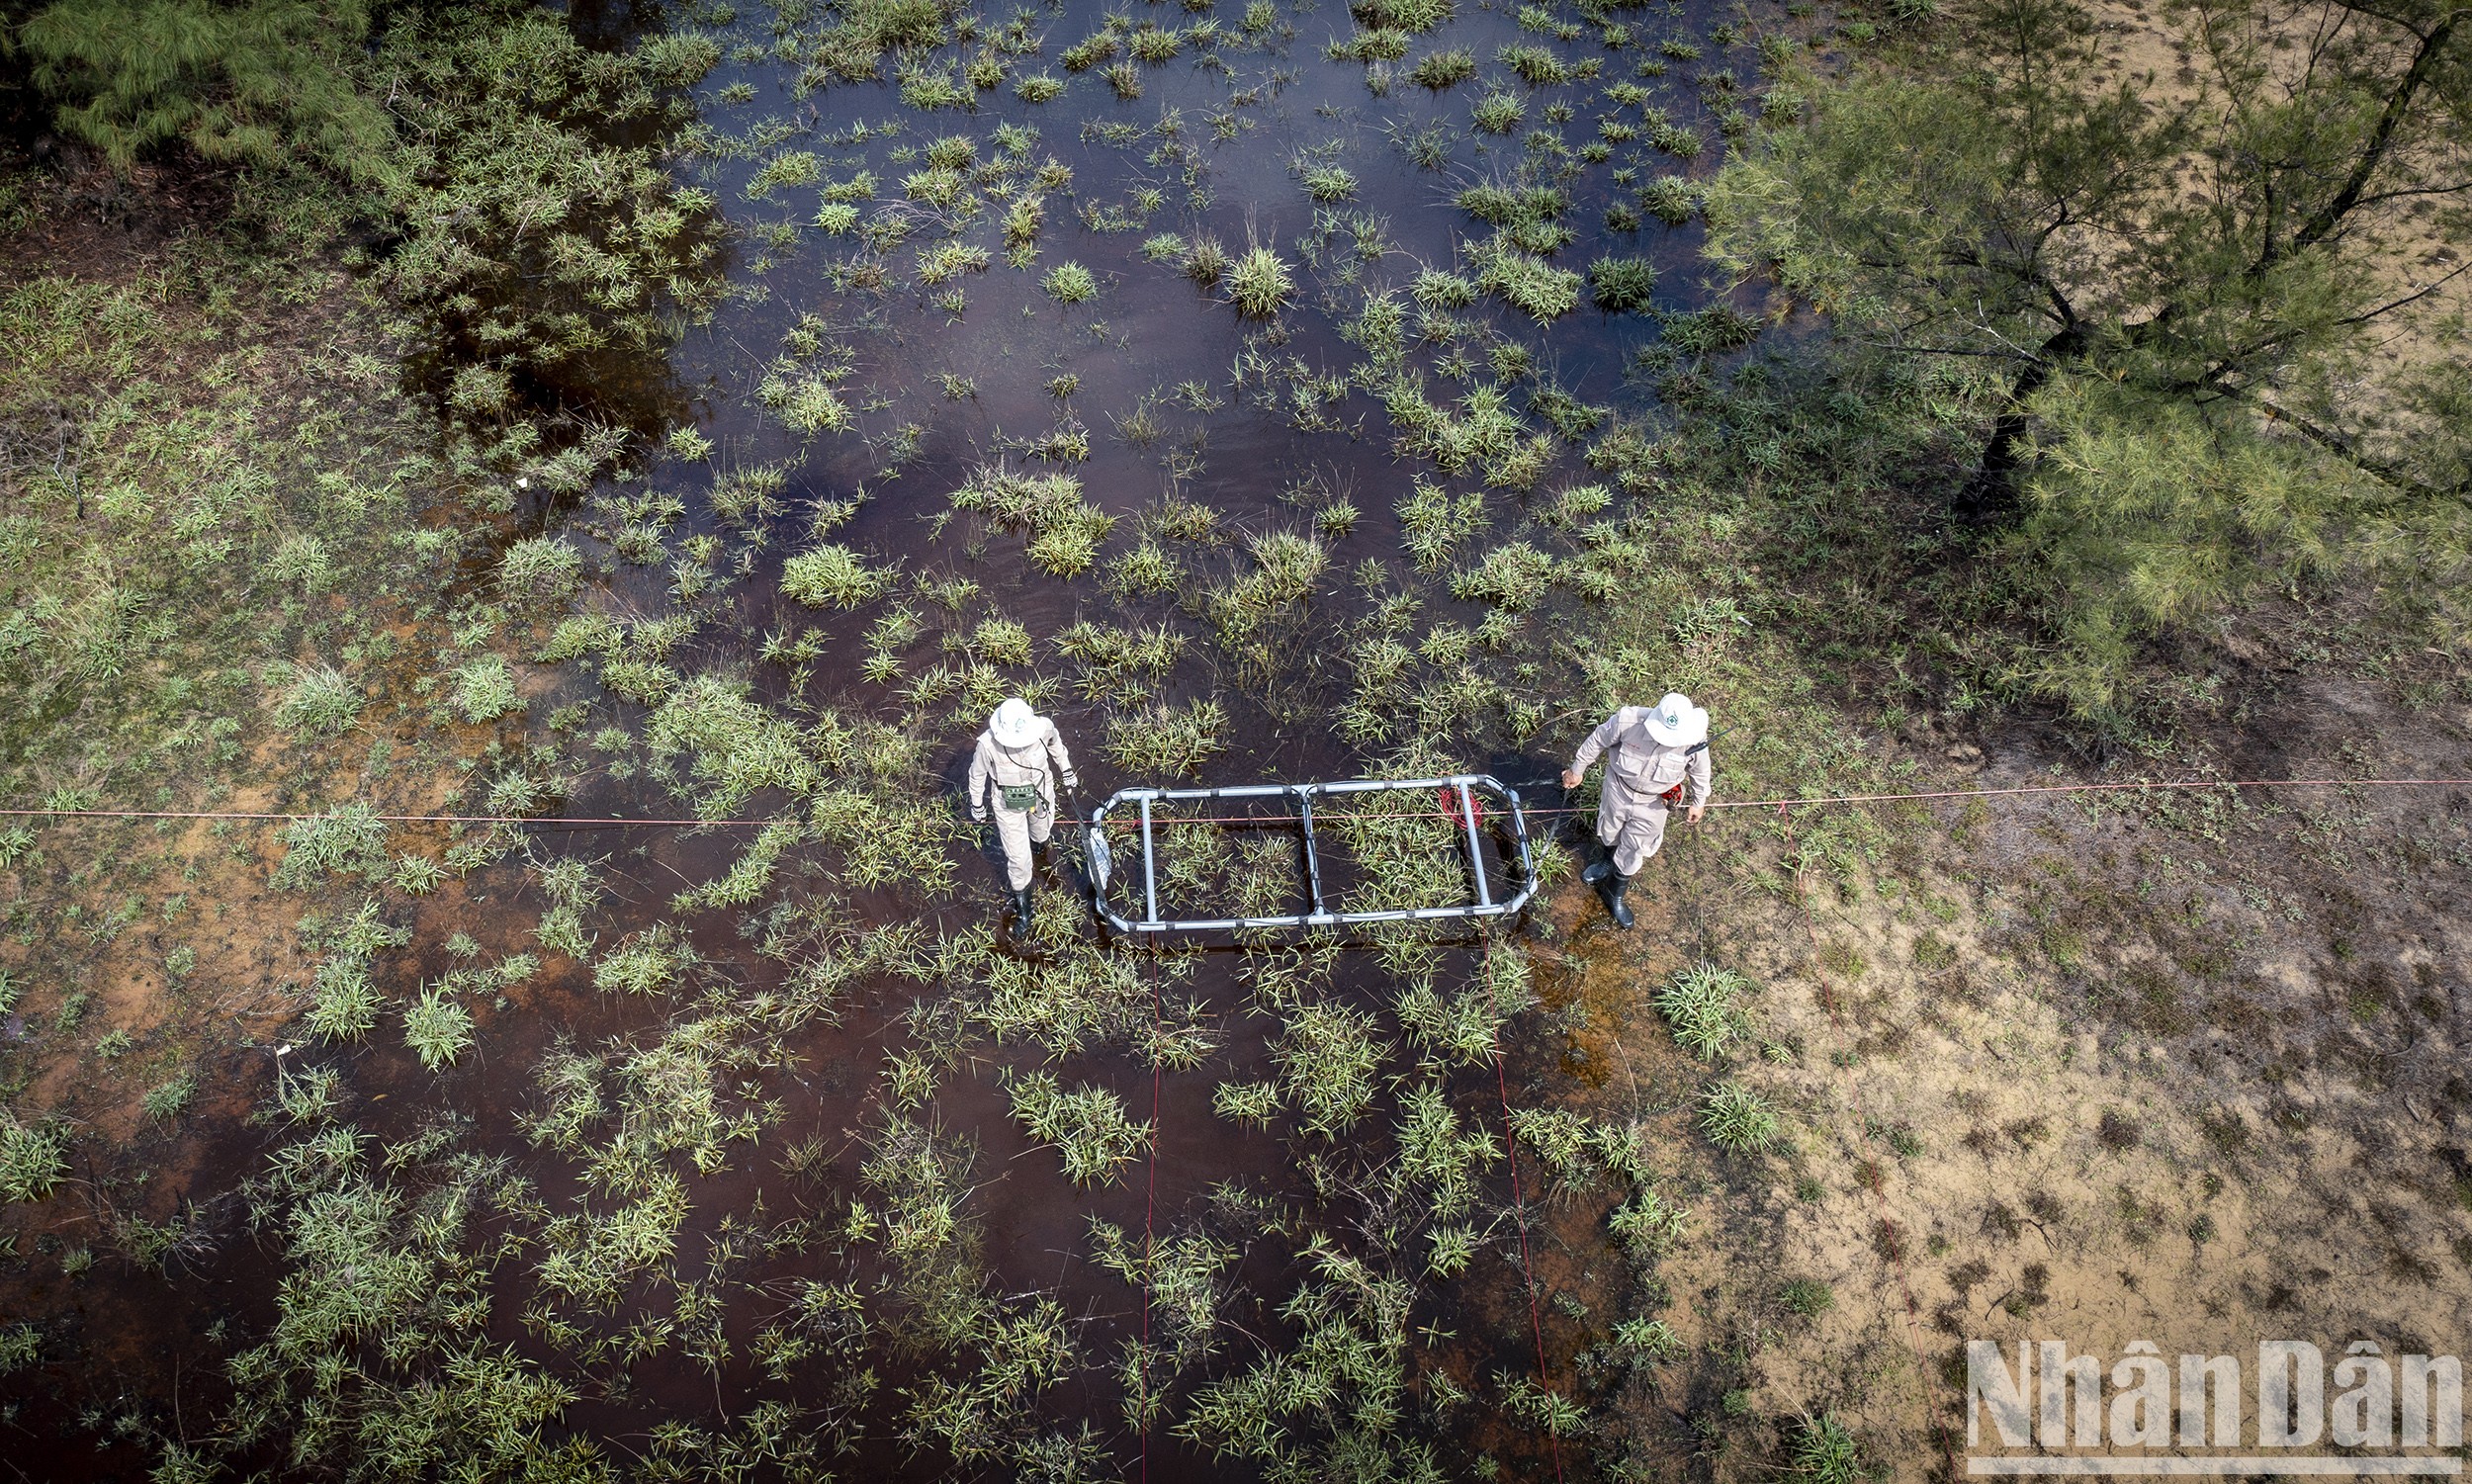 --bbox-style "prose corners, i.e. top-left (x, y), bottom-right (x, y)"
top-left (2278, 5), bottom-right (2469, 264)
top-left (2249, 393), bottom-right (2469, 508)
